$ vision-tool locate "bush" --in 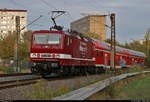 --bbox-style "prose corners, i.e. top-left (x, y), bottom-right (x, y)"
top-left (0, 66), bottom-right (15, 73)
top-left (147, 56), bottom-right (150, 67)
